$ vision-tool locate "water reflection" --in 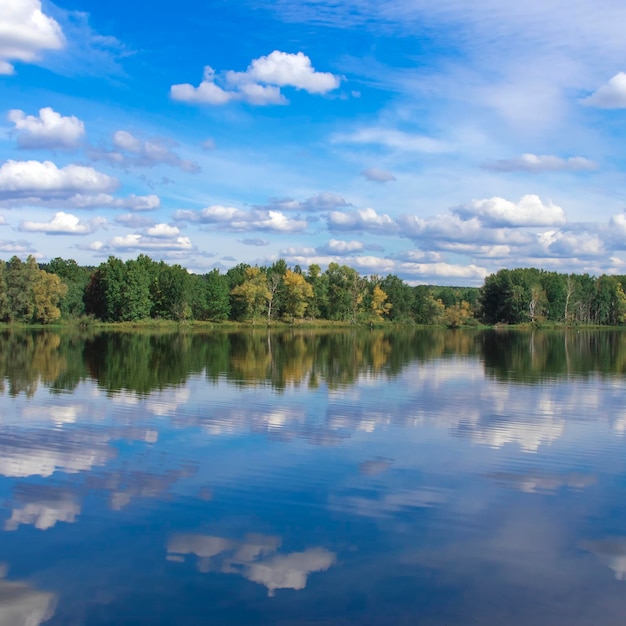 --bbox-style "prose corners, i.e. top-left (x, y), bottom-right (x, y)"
top-left (167, 532), bottom-right (336, 597)
top-left (5, 485), bottom-right (80, 531)
top-left (583, 539), bottom-right (626, 580)
top-left (0, 566), bottom-right (56, 625)
top-left (0, 329), bottom-right (624, 624)
top-left (2, 328), bottom-right (626, 397)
